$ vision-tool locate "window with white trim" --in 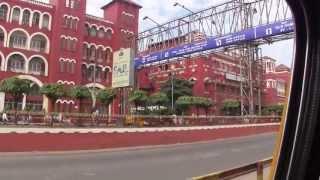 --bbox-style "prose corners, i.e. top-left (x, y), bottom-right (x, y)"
top-left (9, 31), bottom-right (28, 49)
top-left (8, 54), bottom-right (25, 72)
top-left (0, 5), bottom-right (8, 21)
top-left (12, 8), bottom-right (20, 23)
top-left (22, 10), bottom-right (31, 25)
